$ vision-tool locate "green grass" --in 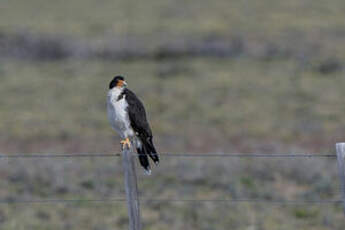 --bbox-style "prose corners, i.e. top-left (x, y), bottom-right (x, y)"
top-left (1, 0), bottom-right (345, 52)
top-left (1, 57), bottom-right (344, 229)
top-left (0, 58), bottom-right (344, 153)
top-left (0, 157), bottom-right (343, 230)
top-left (1, 0), bottom-right (345, 229)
